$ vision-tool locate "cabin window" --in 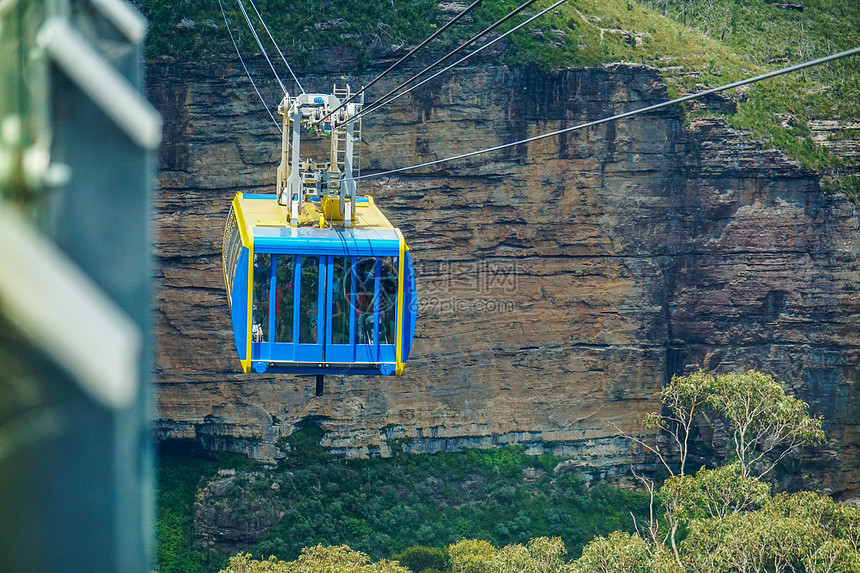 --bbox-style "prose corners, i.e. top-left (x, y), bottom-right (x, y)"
top-left (331, 257), bottom-right (352, 345)
top-left (379, 257), bottom-right (398, 345)
top-left (355, 257), bottom-right (376, 344)
top-left (253, 253), bottom-right (398, 356)
top-left (223, 208), bottom-right (242, 300)
top-left (252, 254), bottom-right (271, 342)
top-left (274, 255), bottom-right (294, 343)
top-left (299, 256), bottom-right (320, 344)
